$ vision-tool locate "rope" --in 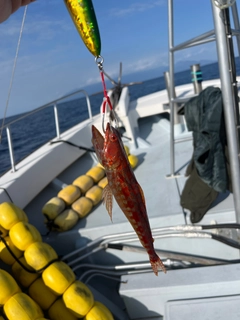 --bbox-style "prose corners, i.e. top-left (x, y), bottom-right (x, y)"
top-left (0, 6), bottom-right (28, 142)
top-left (0, 235), bottom-right (60, 274)
top-left (0, 187), bottom-right (13, 203)
top-left (50, 139), bottom-right (95, 152)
